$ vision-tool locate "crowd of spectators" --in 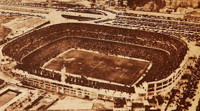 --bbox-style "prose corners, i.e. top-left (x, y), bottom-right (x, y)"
top-left (65, 73), bottom-right (135, 93)
top-left (25, 66), bottom-right (135, 93)
top-left (21, 37), bottom-right (168, 83)
top-left (16, 42), bottom-right (135, 93)
top-left (16, 64), bottom-right (61, 82)
top-left (2, 23), bottom-right (188, 86)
